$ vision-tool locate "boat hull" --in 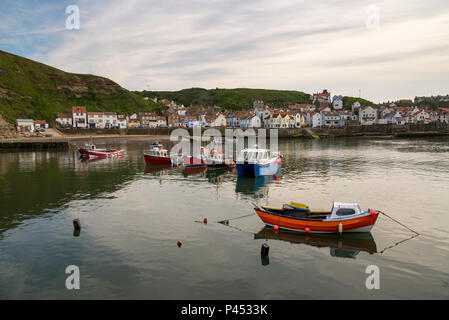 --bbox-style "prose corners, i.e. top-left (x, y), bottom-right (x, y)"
top-left (254, 208), bottom-right (378, 234)
top-left (79, 148), bottom-right (124, 158)
top-left (144, 153), bottom-right (172, 165)
top-left (237, 159), bottom-right (281, 177)
top-left (185, 156), bottom-right (206, 168)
